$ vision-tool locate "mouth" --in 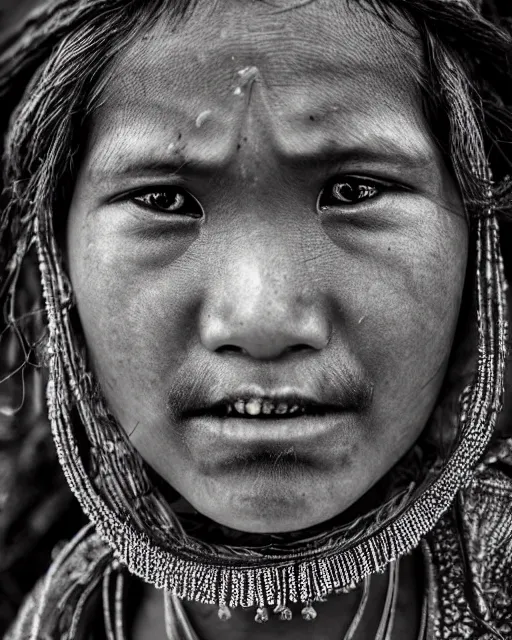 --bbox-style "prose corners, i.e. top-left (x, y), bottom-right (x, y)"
top-left (183, 393), bottom-right (347, 420)
top-left (186, 394), bottom-right (343, 420)
top-left (182, 388), bottom-right (354, 445)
